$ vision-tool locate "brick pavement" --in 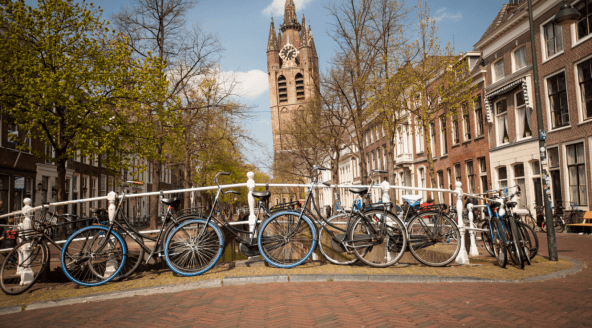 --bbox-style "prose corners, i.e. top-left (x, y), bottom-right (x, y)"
top-left (2, 233), bottom-right (592, 327)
